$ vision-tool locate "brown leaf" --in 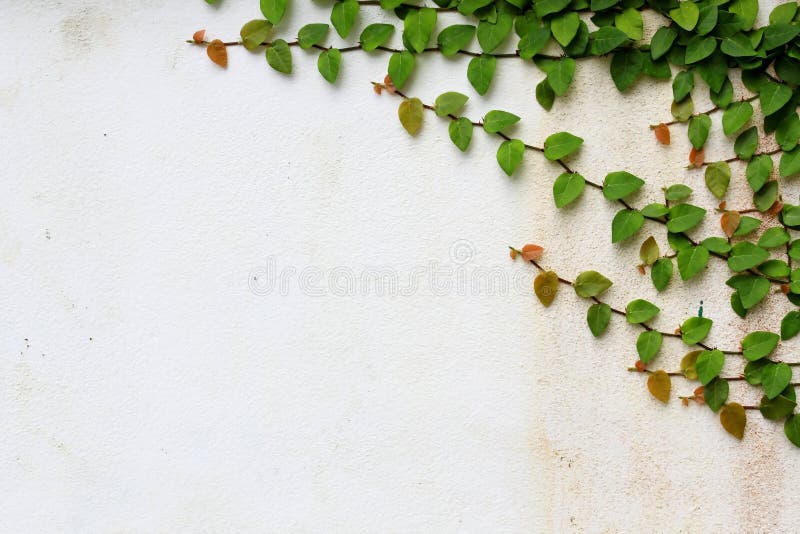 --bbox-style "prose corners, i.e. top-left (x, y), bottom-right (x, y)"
top-left (534, 271), bottom-right (559, 306)
top-left (383, 74), bottom-right (396, 94)
top-left (689, 147), bottom-right (705, 167)
top-left (509, 248), bottom-right (518, 260)
top-left (693, 385), bottom-right (705, 404)
top-left (193, 29), bottom-right (206, 44)
top-left (720, 211), bottom-right (740, 238)
top-left (653, 123), bottom-right (670, 145)
top-left (682, 397), bottom-right (689, 407)
top-left (521, 244), bottom-right (544, 261)
top-left (647, 370), bottom-right (671, 404)
top-left (637, 264), bottom-right (646, 275)
top-left (720, 403), bottom-right (746, 440)
top-left (635, 360), bottom-right (646, 372)
top-left (373, 84), bottom-right (383, 95)
top-left (782, 284), bottom-right (791, 294)
top-left (207, 39), bottom-right (228, 68)
top-left (718, 201), bottom-right (727, 210)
